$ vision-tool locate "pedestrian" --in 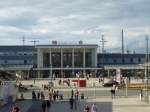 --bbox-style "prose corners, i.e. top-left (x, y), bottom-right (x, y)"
top-left (46, 100), bottom-right (51, 112)
top-left (110, 84), bottom-right (116, 98)
top-left (42, 101), bottom-right (46, 112)
top-left (99, 78), bottom-right (101, 83)
top-left (71, 89), bottom-right (74, 97)
top-left (59, 92), bottom-right (63, 100)
top-left (49, 91), bottom-right (52, 101)
top-left (20, 93), bottom-right (24, 100)
top-left (91, 104), bottom-right (98, 112)
top-left (41, 91), bottom-right (45, 100)
top-left (74, 97), bottom-right (77, 110)
top-left (58, 79), bottom-right (62, 85)
top-left (56, 90), bottom-right (59, 99)
top-left (37, 91), bottom-right (40, 100)
top-left (11, 104), bottom-right (20, 112)
top-left (84, 105), bottom-right (90, 112)
top-left (53, 91), bottom-right (56, 101)
top-left (75, 90), bottom-right (79, 100)
top-left (32, 90), bottom-right (36, 100)
top-left (69, 96), bottom-right (73, 110)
